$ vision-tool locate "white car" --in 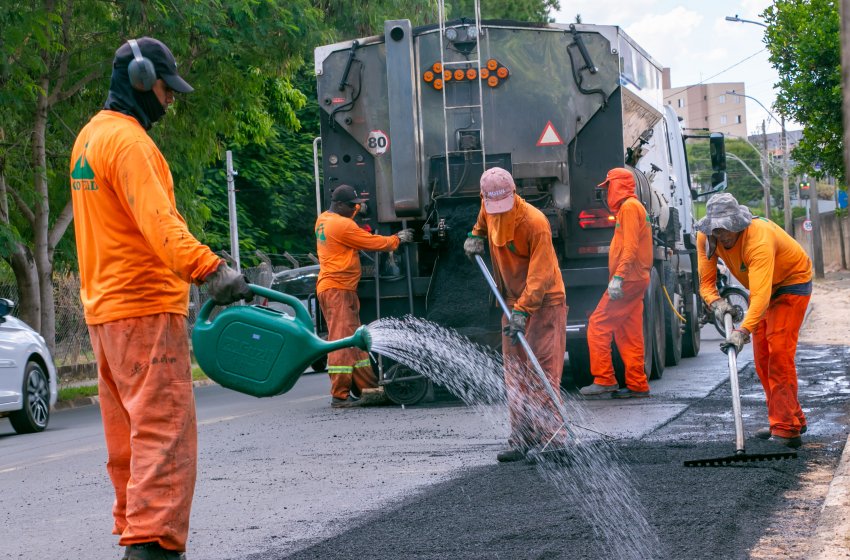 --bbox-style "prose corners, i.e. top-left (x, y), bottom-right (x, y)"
top-left (0, 298), bottom-right (58, 434)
